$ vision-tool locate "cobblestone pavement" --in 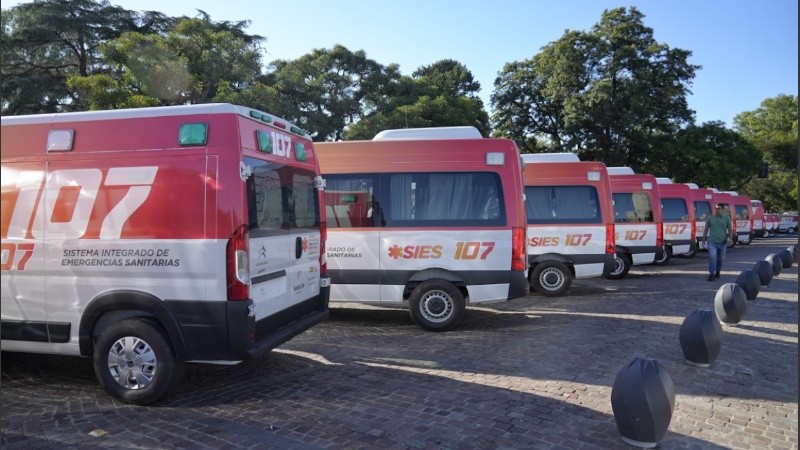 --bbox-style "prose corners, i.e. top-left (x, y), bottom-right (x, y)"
top-left (2, 236), bottom-right (798, 450)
